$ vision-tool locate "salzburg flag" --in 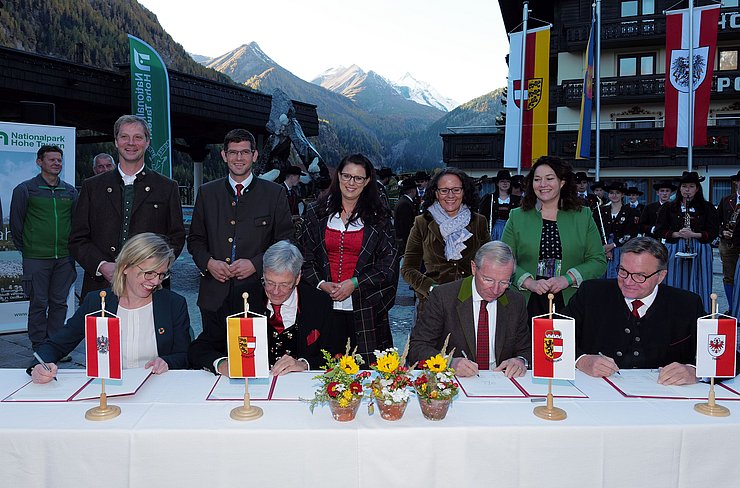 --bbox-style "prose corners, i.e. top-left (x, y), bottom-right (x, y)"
top-left (695, 317), bottom-right (737, 378)
top-left (664, 5), bottom-right (720, 148)
top-left (85, 316), bottom-right (122, 380)
top-left (504, 25), bottom-right (550, 169)
top-left (532, 317), bottom-right (575, 380)
top-left (227, 316), bottom-right (269, 378)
